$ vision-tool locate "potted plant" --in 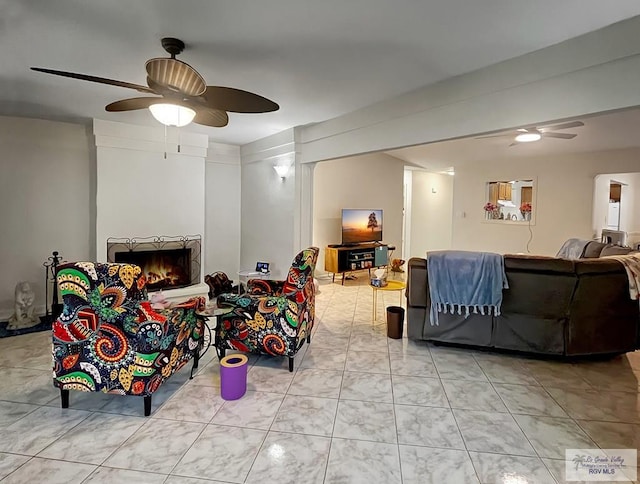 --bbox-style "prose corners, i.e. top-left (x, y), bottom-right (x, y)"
top-left (520, 202), bottom-right (532, 221)
top-left (484, 202), bottom-right (497, 220)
